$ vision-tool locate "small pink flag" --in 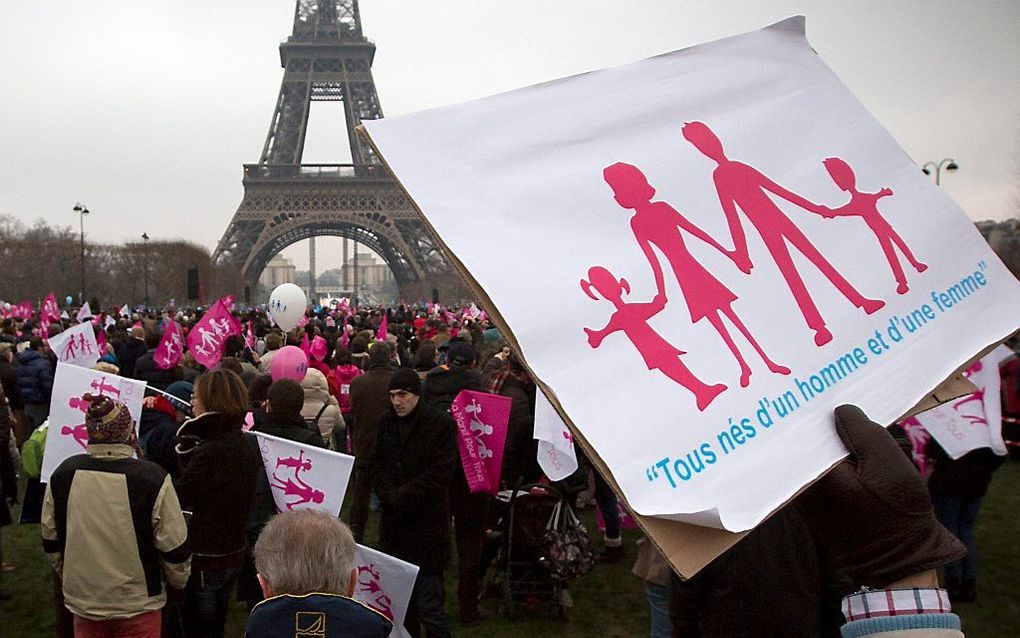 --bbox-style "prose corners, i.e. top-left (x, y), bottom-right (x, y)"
top-left (42, 293), bottom-right (60, 321)
top-left (451, 390), bottom-right (511, 495)
top-left (340, 325), bottom-right (350, 348)
top-left (155, 320), bottom-right (186, 370)
top-left (96, 327), bottom-right (107, 354)
top-left (245, 321), bottom-right (255, 349)
top-left (185, 300), bottom-right (241, 368)
top-left (376, 314), bottom-right (388, 341)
